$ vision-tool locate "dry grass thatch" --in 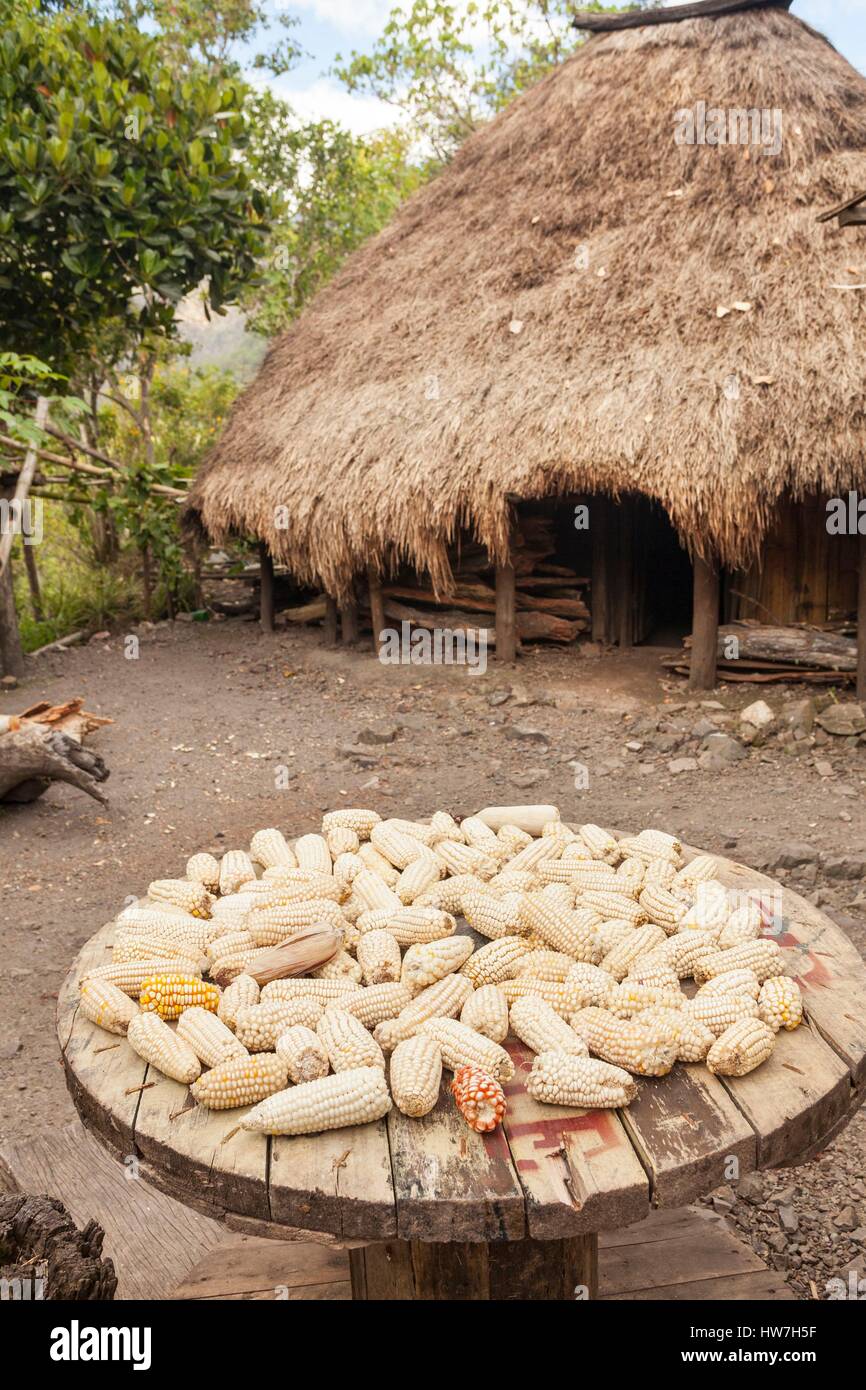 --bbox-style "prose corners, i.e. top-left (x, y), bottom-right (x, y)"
top-left (186, 7), bottom-right (866, 598)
